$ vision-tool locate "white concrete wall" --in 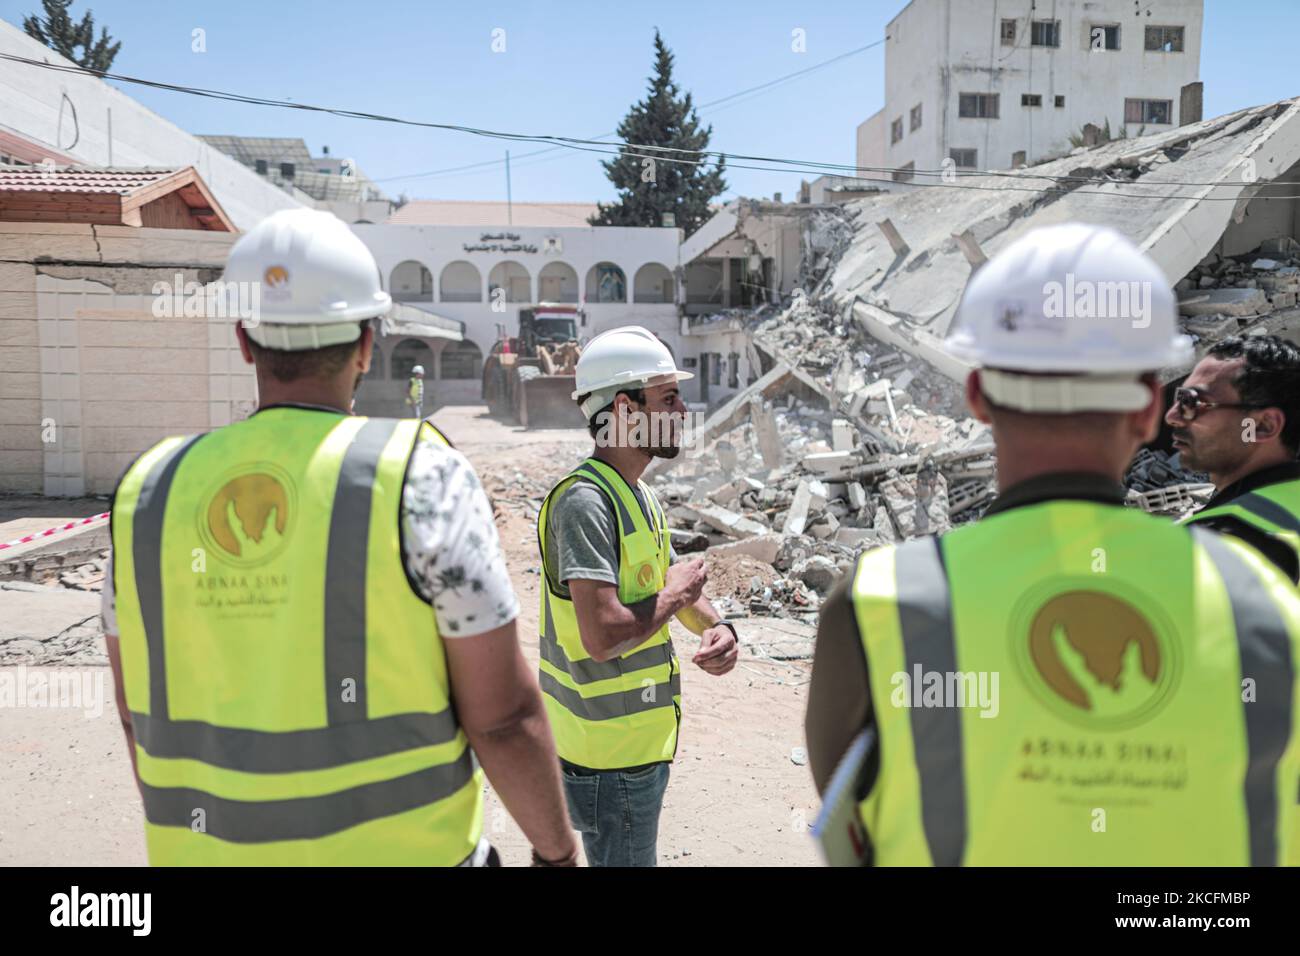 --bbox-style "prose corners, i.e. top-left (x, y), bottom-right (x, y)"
top-left (353, 223), bottom-right (682, 365)
top-left (881, 0), bottom-right (1203, 178)
top-left (0, 21), bottom-right (302, 229)
top-left (856, 110), bottom-right (887, 181)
